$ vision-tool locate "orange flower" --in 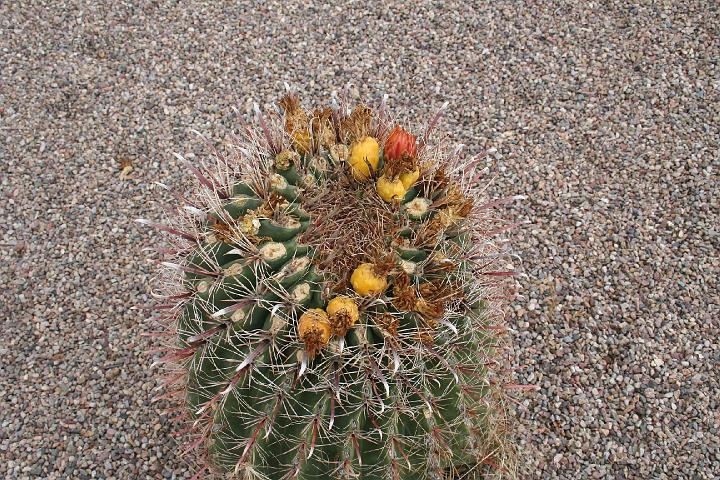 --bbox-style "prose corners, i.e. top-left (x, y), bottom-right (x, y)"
top-left (384, 125), bottom-right (417, 162)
